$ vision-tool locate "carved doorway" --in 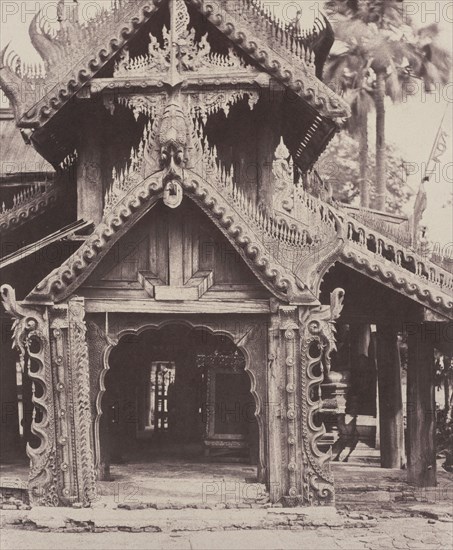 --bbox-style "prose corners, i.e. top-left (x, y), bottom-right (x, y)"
top-left (99, 324), bottom-right (259, 482)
